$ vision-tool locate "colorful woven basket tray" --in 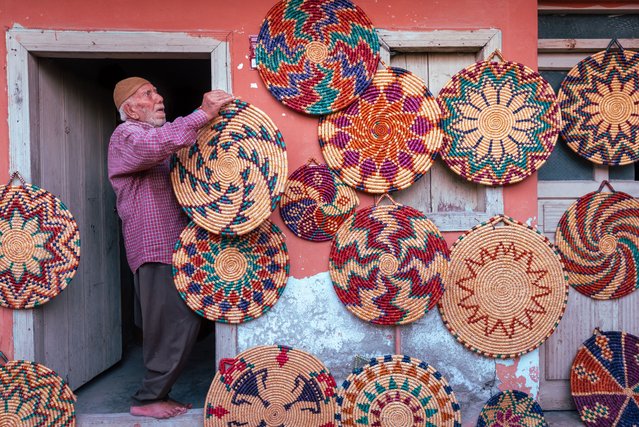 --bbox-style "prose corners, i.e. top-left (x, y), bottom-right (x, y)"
top-left (555, 181), bottom-right (639, 300)
top-left (438, 50), bottom-right (561, 186)
top-left (558, 42), bottom-right (639, 165)
top-left (438, 215), bottom-right (569, 358)
top-left (0, 359), bottom-right (76, 426)
top-left (338, 354), bottom-right (462, 427)
top-left (319, 66), bottom-right (444, 193)
top-left (330, 195), bottom-right (449, 325)
top-left (477, 390), bottom-right (548, 427)
top-left (204, 345), bottom-right (338, 427)
top-left (171, 99), bottom-right (287, 236)
top-left (571, 330), bottom-right (639, 426)
top-left (279, 160), bottom-right (359, 242)
top-left (173, 219), bottom-right (289, 324)
top-left (255, 0), bottom-right (380, 115)
top-left (0, 174), bottom-right (81, 309)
